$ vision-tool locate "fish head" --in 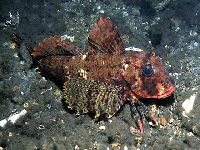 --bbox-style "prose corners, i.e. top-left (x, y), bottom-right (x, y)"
top-left (123, 51), bottom-right (175, 99)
